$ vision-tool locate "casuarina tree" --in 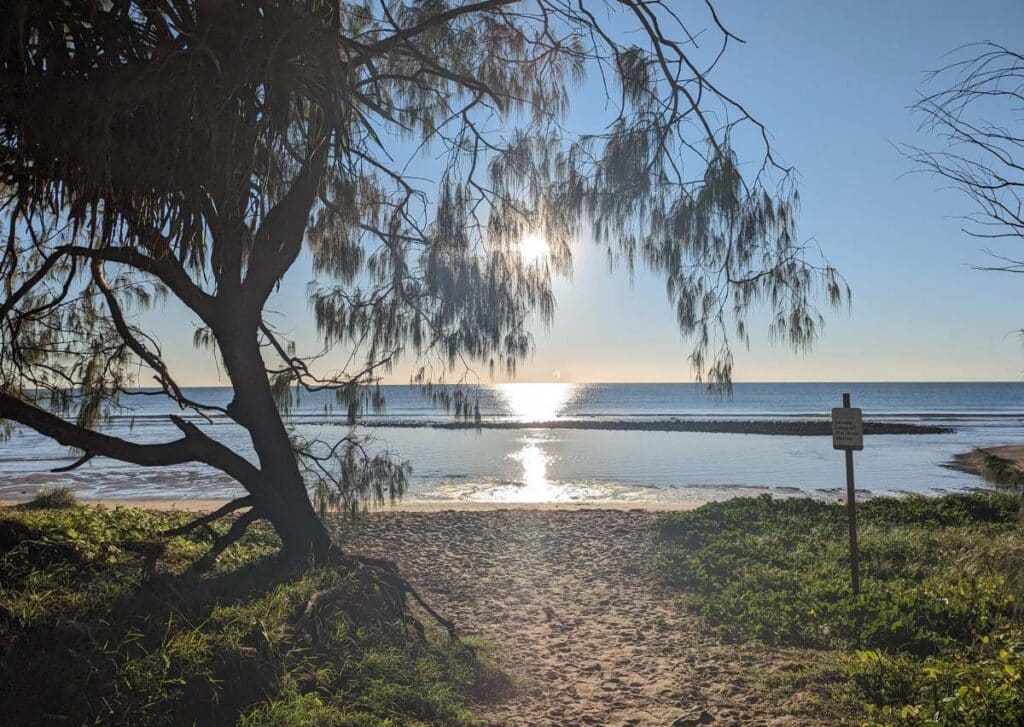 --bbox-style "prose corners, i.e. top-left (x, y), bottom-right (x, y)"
top-left (0, 1), bottom-right (845, 563)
